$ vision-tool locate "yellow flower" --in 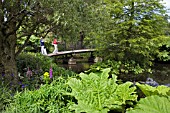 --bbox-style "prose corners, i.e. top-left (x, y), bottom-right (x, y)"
top-left (44, 72), bottom-right (49, 78)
